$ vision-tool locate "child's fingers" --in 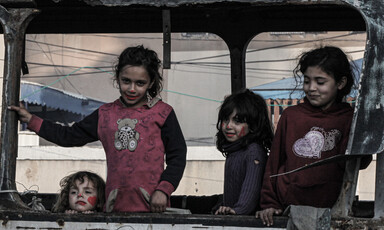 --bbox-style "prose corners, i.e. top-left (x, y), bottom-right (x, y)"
top-left (150, 190), bottom-right (167, 213)
top-left (7, 105), bottom-right (19, 111)
top-left (257, 208), bottom-right (276, 226)
top-left (266, 210), bottom-right (274, 226)
top-left (228, 207), bottom-right (236, 215)
top-left (260, 211), bottom-right (269, 225)
top-left (216, 206), bottom-right (224, 215)
top-left (216, 206), bottom-right (234, 215)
